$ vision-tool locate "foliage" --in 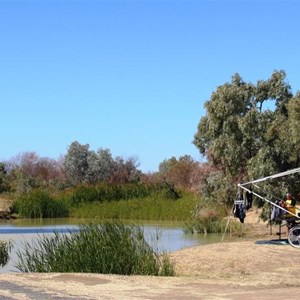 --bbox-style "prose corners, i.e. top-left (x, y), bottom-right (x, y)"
top-left (186, 201), bottom-right (228, 234)
top-left (63, 141), bottom-right (91, 185)
top-left (12, 190), bottom-right (69, 218)
top-left (15, 223), bottom-right (175, 276)
top-left (158, 155), bottom-right (201, 191)
top-left (193, 70), bottom-right (299, 203)
top-left (64, 141), bottom-right (142, 186)
top-left (69, 191), bottom-right (198, 221)
top-left (0, 162), bottom-right (10, 193)
top-left (0, 240), bottom-right (11, 267)
top-left (67, 182), bottom-right (163, 206)
top-left (4, 152), bottom-right (65, 193)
